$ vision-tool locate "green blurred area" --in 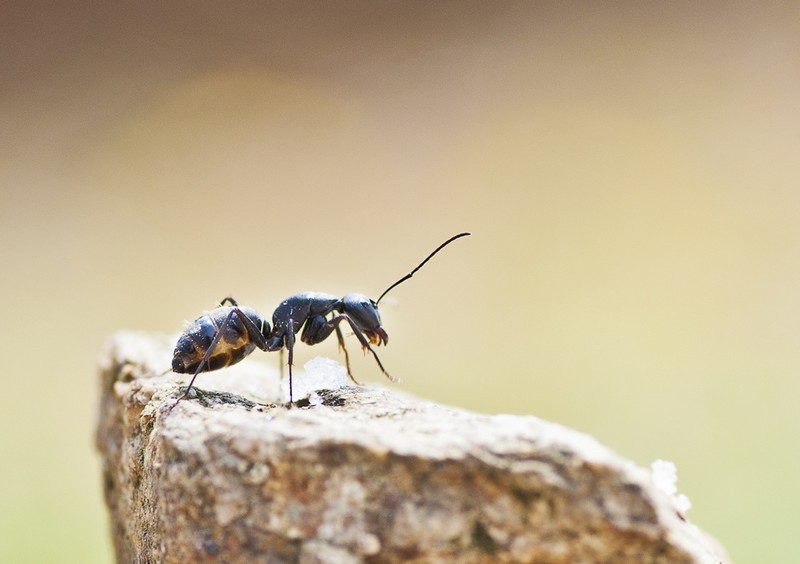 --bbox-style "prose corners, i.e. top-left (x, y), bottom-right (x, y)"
top-left (2, 4), bottom-right (798, 562)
